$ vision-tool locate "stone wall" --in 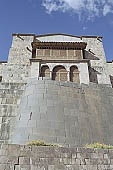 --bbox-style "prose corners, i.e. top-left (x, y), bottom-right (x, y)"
top-left (0, 63), bottom-right (3, 76)
top-left (0, 63), bottom-right (3, 82)
top-left (2, 64), bottom-right (31, 83)
top-left (0, 82), bottom-right (25, 144)
top-left (8, 34), bottom-right (34, 65)
top-left (107, 62), bottom-right (113, 87)
top-left (12, 79), bottom-right (113, 146)
top-left (0, 144), bottom-right (113, 170)
top-left (107, 62), bottom-right (113, 76)
top-left (82, 37), bottom-right (106, 64)
top-left (0, 63), bottom-right (7, 80)
top-left (2, 34), bottom-right (34, 83)
top-left (82, 37), bottom-right (111, 85)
